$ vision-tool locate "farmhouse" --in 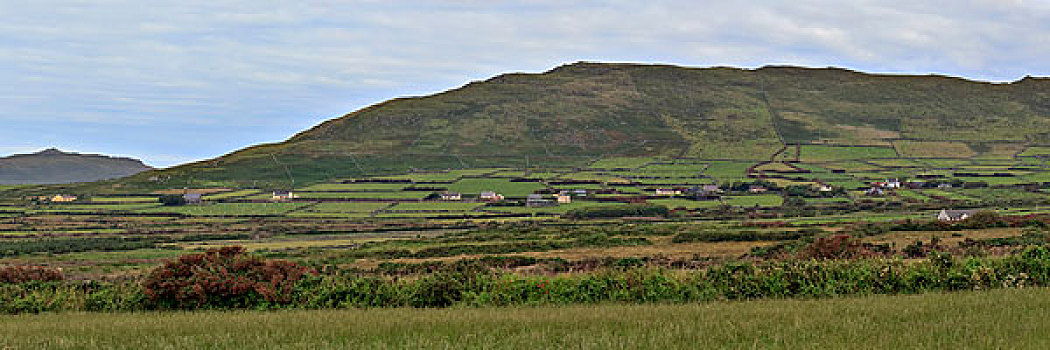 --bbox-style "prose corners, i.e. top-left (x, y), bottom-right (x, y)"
top-left (526, 194), bottom-right (555, 207)
top-left (479, 191), bottom-right (504, 201)
top-left (687, 185), bottom-right (722, 200)
top-left (50, 195), bottom-right (78, 202)
top-left (655, 188), bottom-right (681, 196)
top-left (272, 191), bottom-right (297, 201)
top-left (182, 193), bottom-right (203, 204)
top-left (937, 209), bottom-right (979, 222)
top-left (439, 192), bottom-right (462, 201)
top-left (556, 192), bottom-right (572, 204)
